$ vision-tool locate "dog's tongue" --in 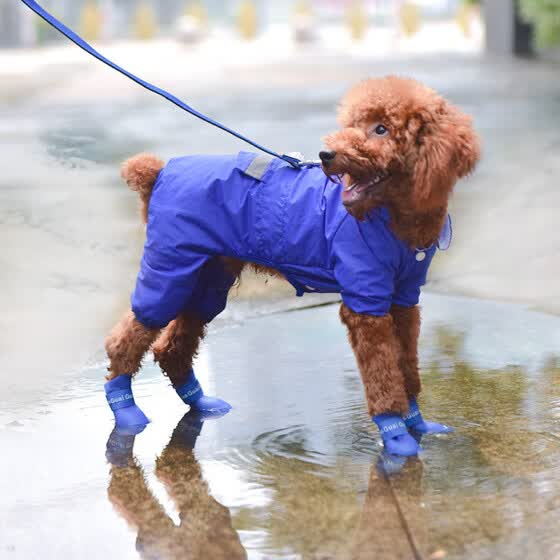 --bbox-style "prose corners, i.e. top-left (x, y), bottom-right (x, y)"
top-left (341, 184), bottom-right (367, 206)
